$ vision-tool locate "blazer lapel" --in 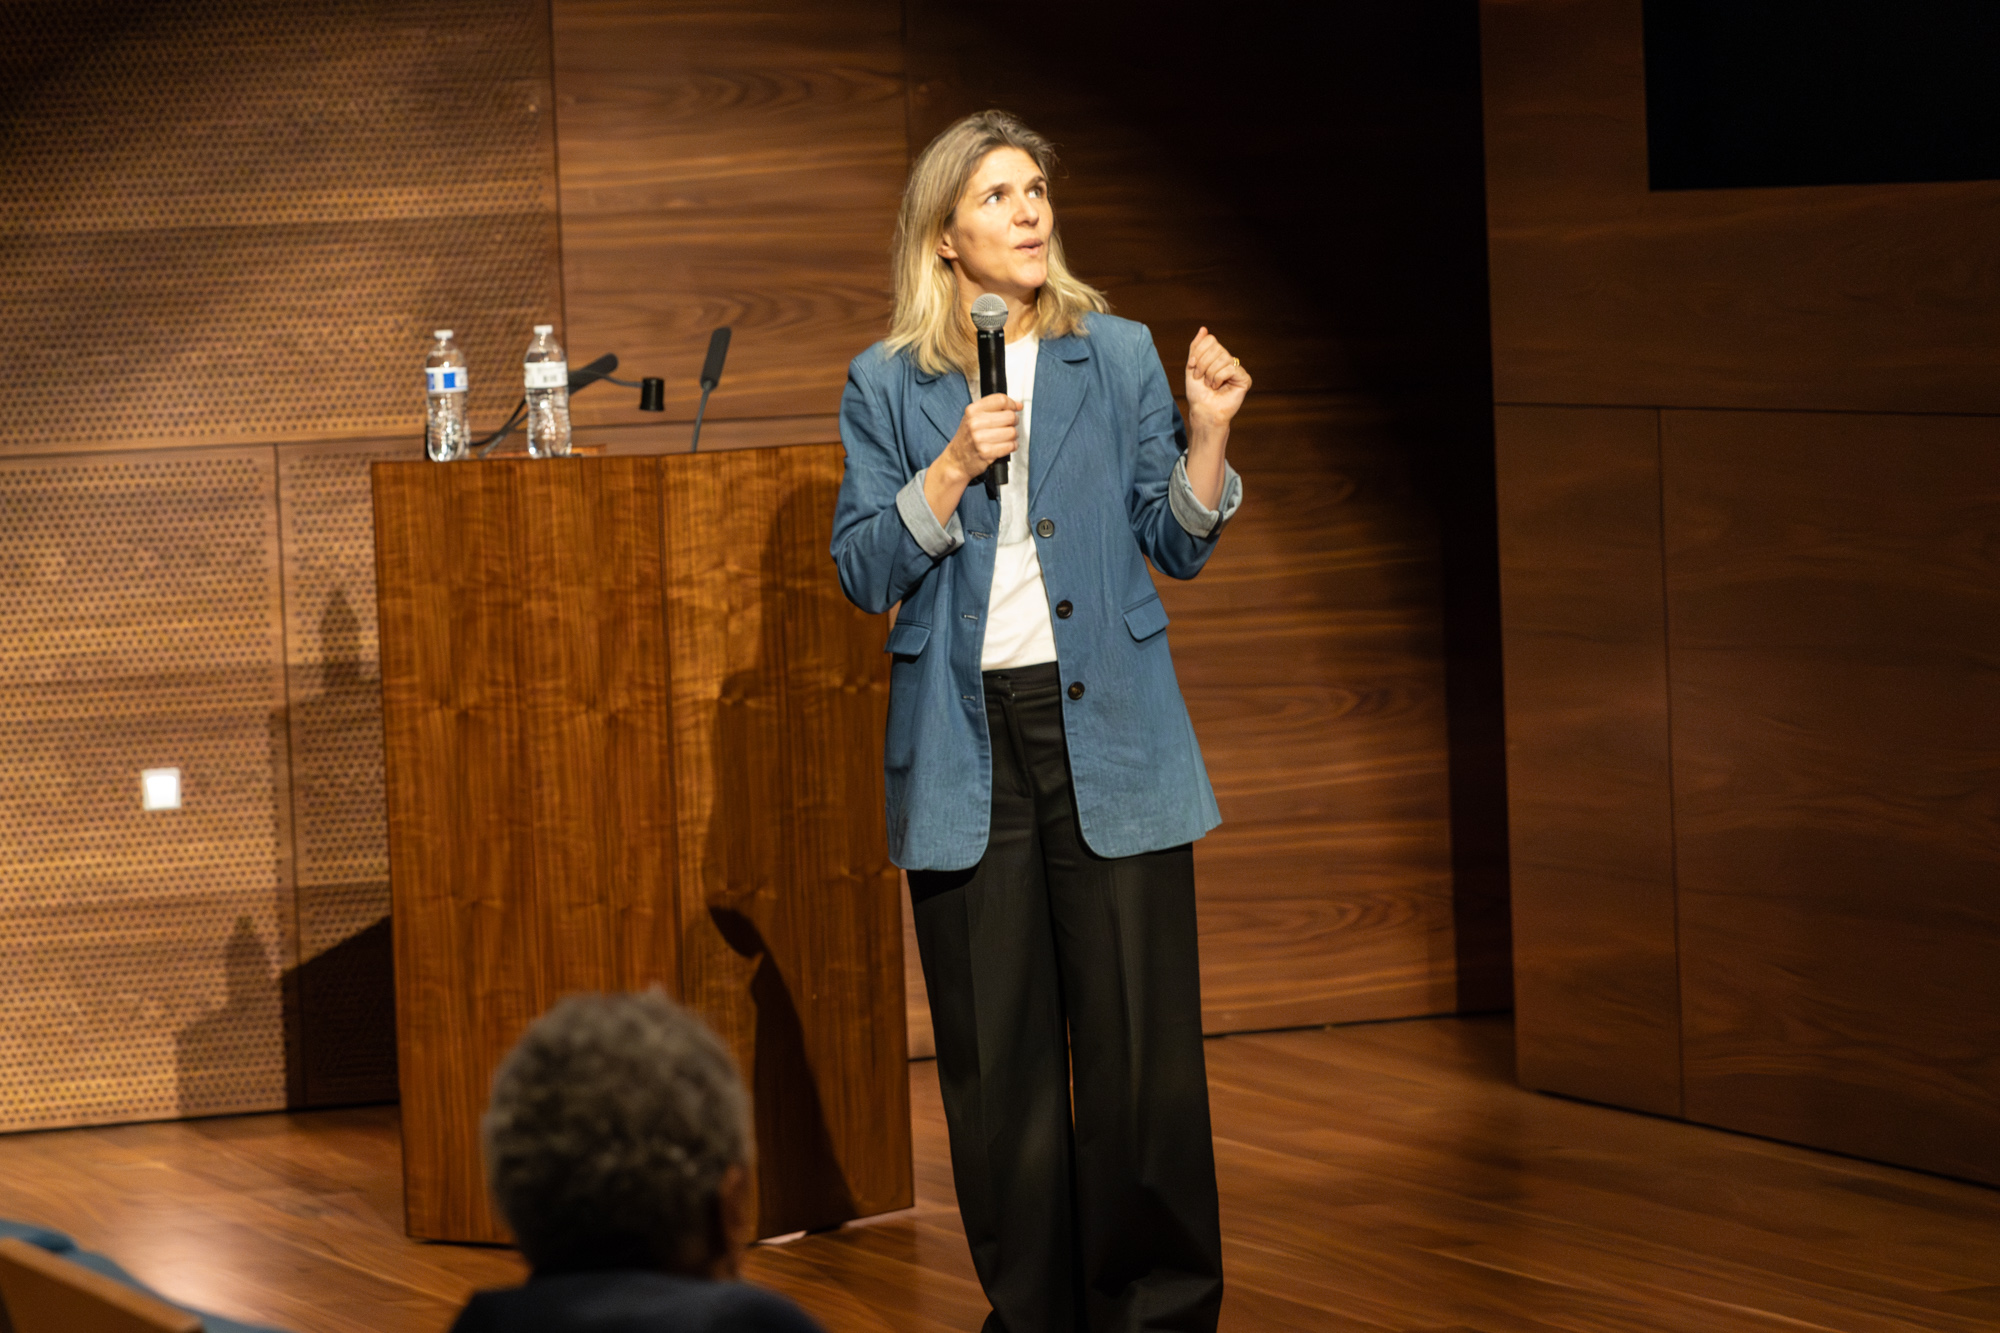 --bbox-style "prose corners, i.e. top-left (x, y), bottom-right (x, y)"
top-left (911, 364), bottom-right (999, 527)
top-left (1028, 333), bottom-right (1090, 510)
top-left (914, 366), bottom-right (970, 464)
